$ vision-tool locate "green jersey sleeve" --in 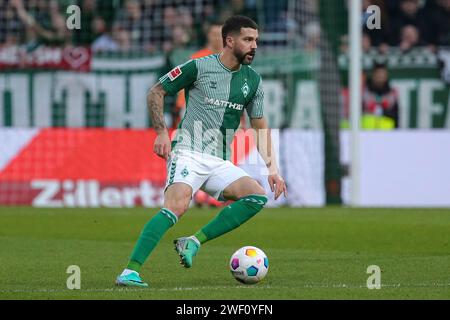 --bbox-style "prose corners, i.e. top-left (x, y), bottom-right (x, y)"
top-left (159, 60), bottom-right (198, 95)
top-left (246, 78), bottom-right (264, 119)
